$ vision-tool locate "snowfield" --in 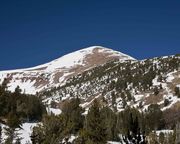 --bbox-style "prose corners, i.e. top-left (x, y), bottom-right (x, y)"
top-left (46, 107), bottom-right (62, 115)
